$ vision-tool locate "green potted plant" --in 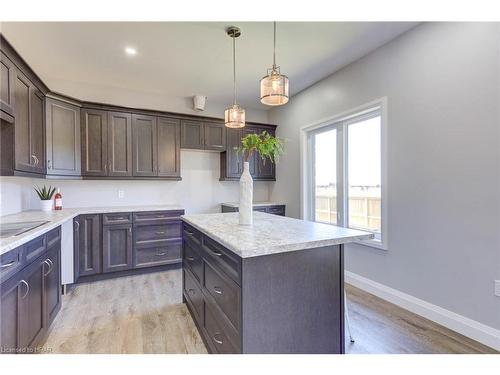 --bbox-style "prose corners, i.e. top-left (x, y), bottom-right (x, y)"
top-left (34, 185), bottom-right (56, 212)
top-left (237, 131), bottom-right (284, 225)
